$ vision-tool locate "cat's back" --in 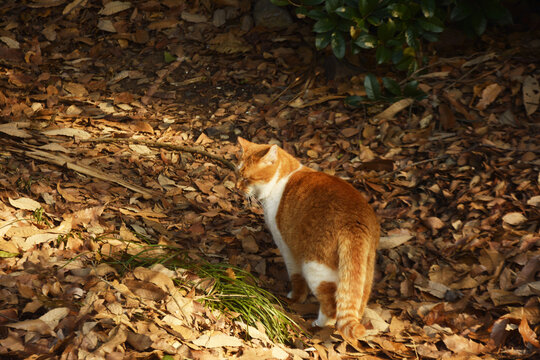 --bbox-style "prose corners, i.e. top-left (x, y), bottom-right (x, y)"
top-left (282, 168), bottom-right (372, 213)
top-left (276, 167), bottom-right (378, 265)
